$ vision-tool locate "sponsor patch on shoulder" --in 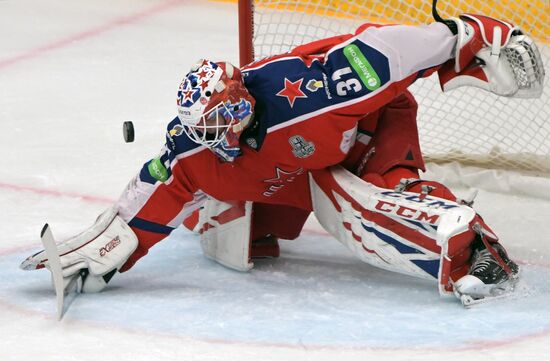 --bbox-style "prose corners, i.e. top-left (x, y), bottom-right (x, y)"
top-left (148, 158), bottom-right (169, 182)
top-left (343, 44), bottom-right (381, 91)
